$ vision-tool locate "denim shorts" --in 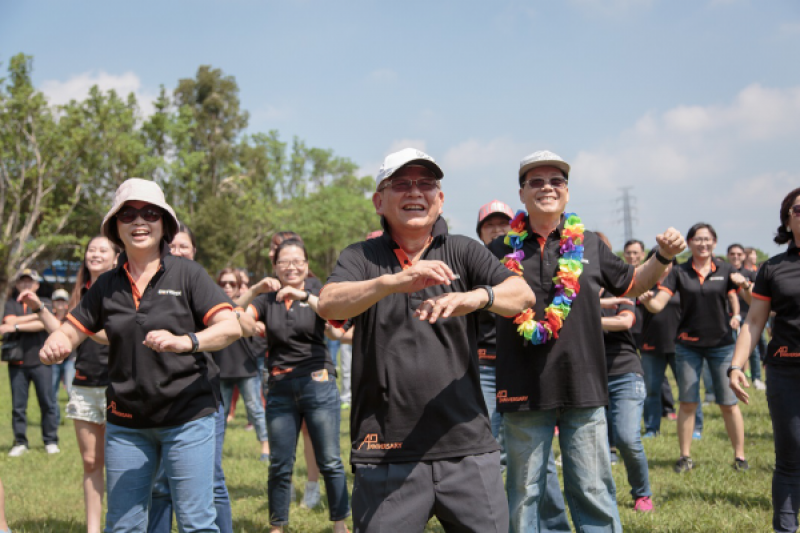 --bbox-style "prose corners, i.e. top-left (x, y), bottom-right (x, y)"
top-left (675, 343), bottom-right (738, 406)
top-left (66, 385), bottom-right (107, 425)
